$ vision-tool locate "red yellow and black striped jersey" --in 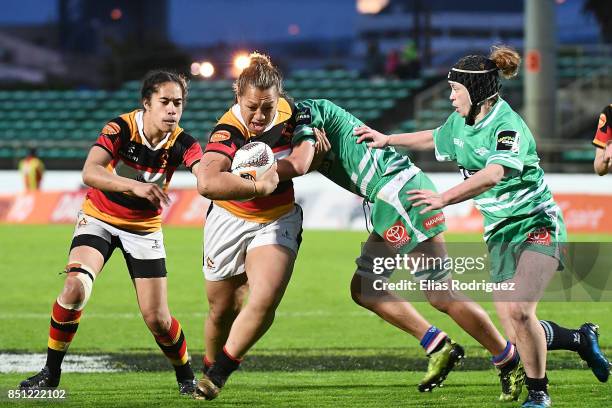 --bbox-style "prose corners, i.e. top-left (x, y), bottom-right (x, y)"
top-left (593, 104), bottom-right (612, 148)
top-left (83, 109), bottom-right (203, 232)
top-left (204, 98), bottom-right (296, 223)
